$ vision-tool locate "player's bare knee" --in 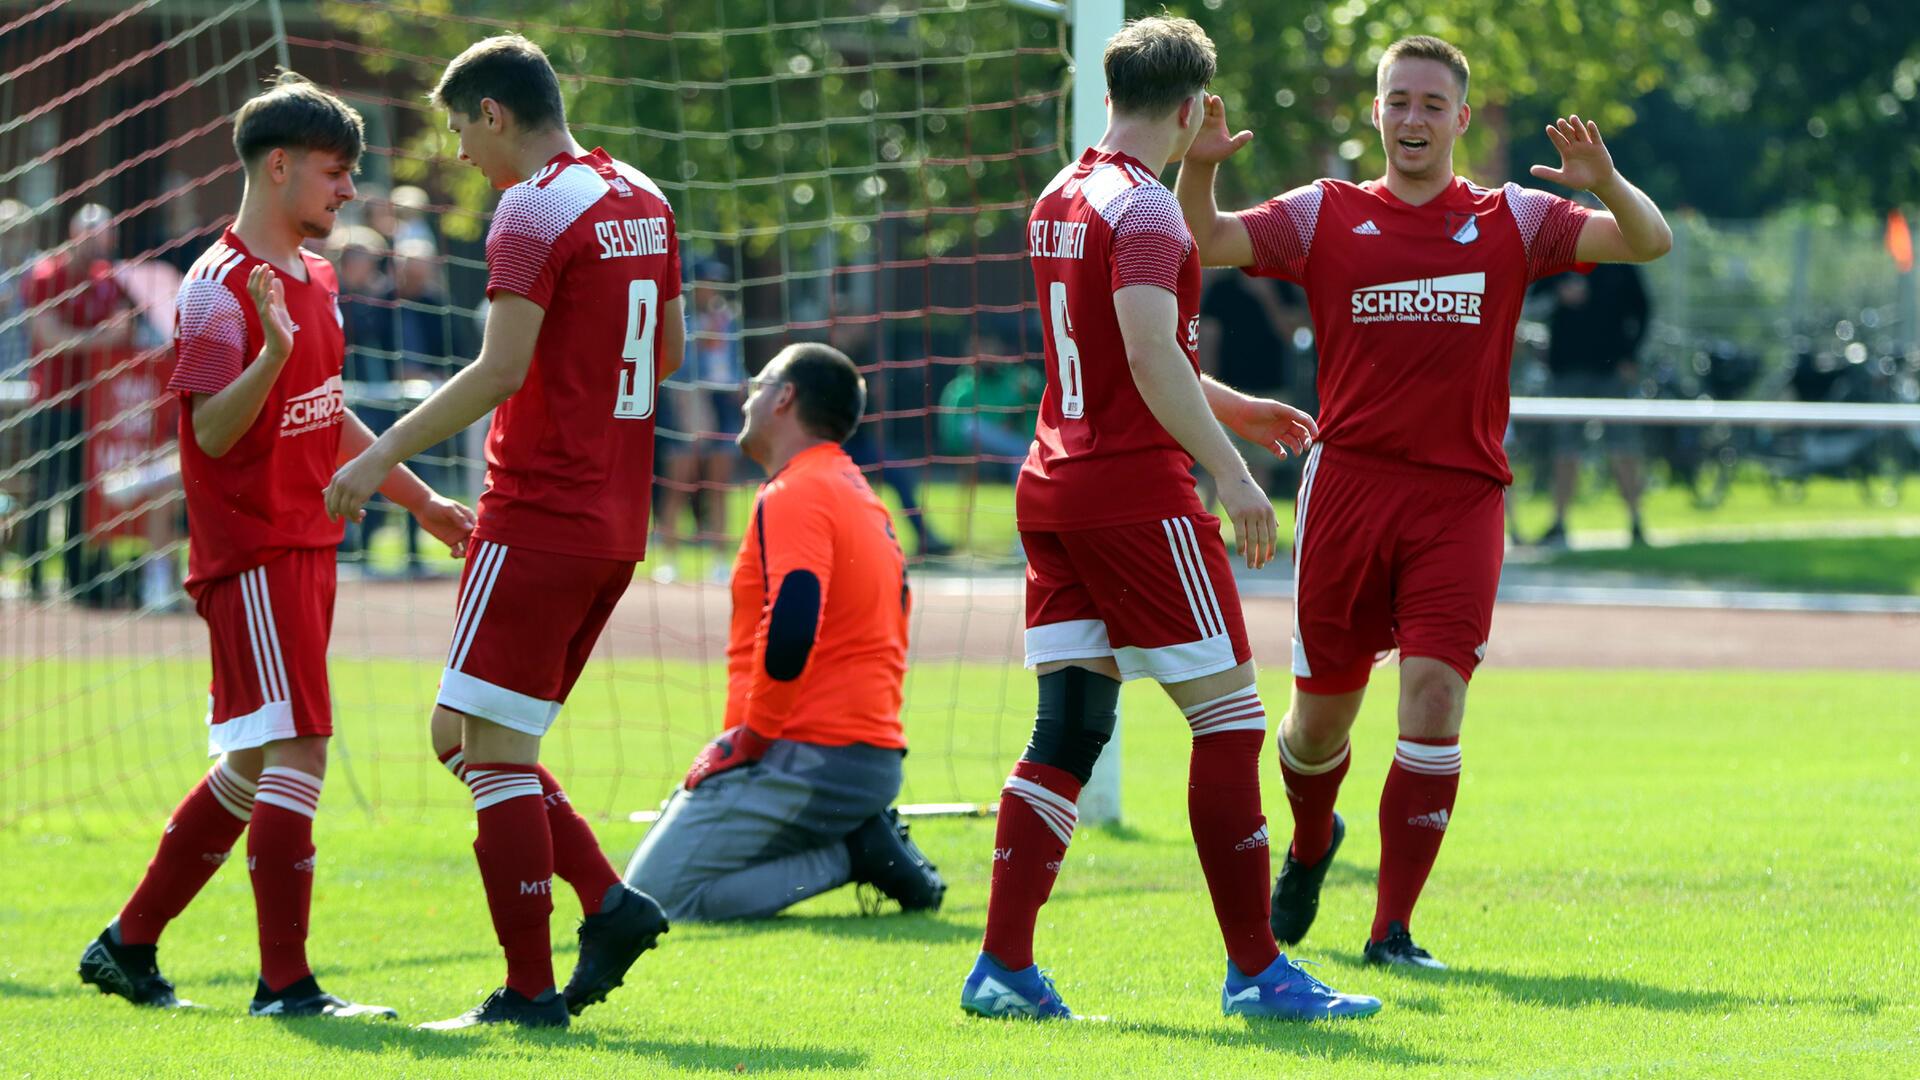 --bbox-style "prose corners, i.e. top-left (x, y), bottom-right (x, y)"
top-left (261, 734), bottom-right (328, 778)
top-left (463, 713), bottom-right (541, 765)
top-left (429, 705), bottom-right (465, 756)
top-left (1020, 665), bottom-right (1121, 785)
top-left (1398, 661), bottom-right (1467, 737)
top-left (222, 747), bottom-right (266, 783)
